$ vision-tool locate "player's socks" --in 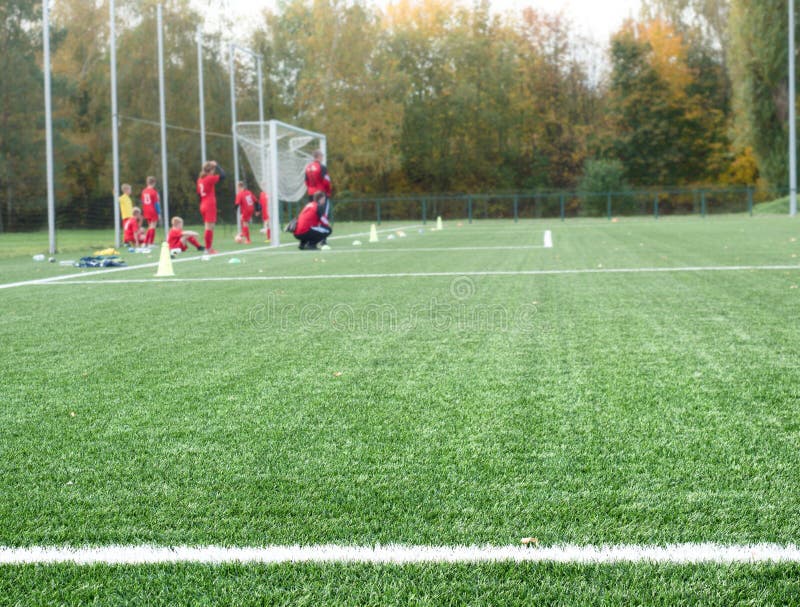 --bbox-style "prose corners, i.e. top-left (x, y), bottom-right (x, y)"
top-left (188, 236), bottom-right (202, 250)
top-left (146, 228), bottom-right (155, 245)
top-left (204, 229), bottom-right (213, 250)
top-left (242, 225), bottom-right (251, 243)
